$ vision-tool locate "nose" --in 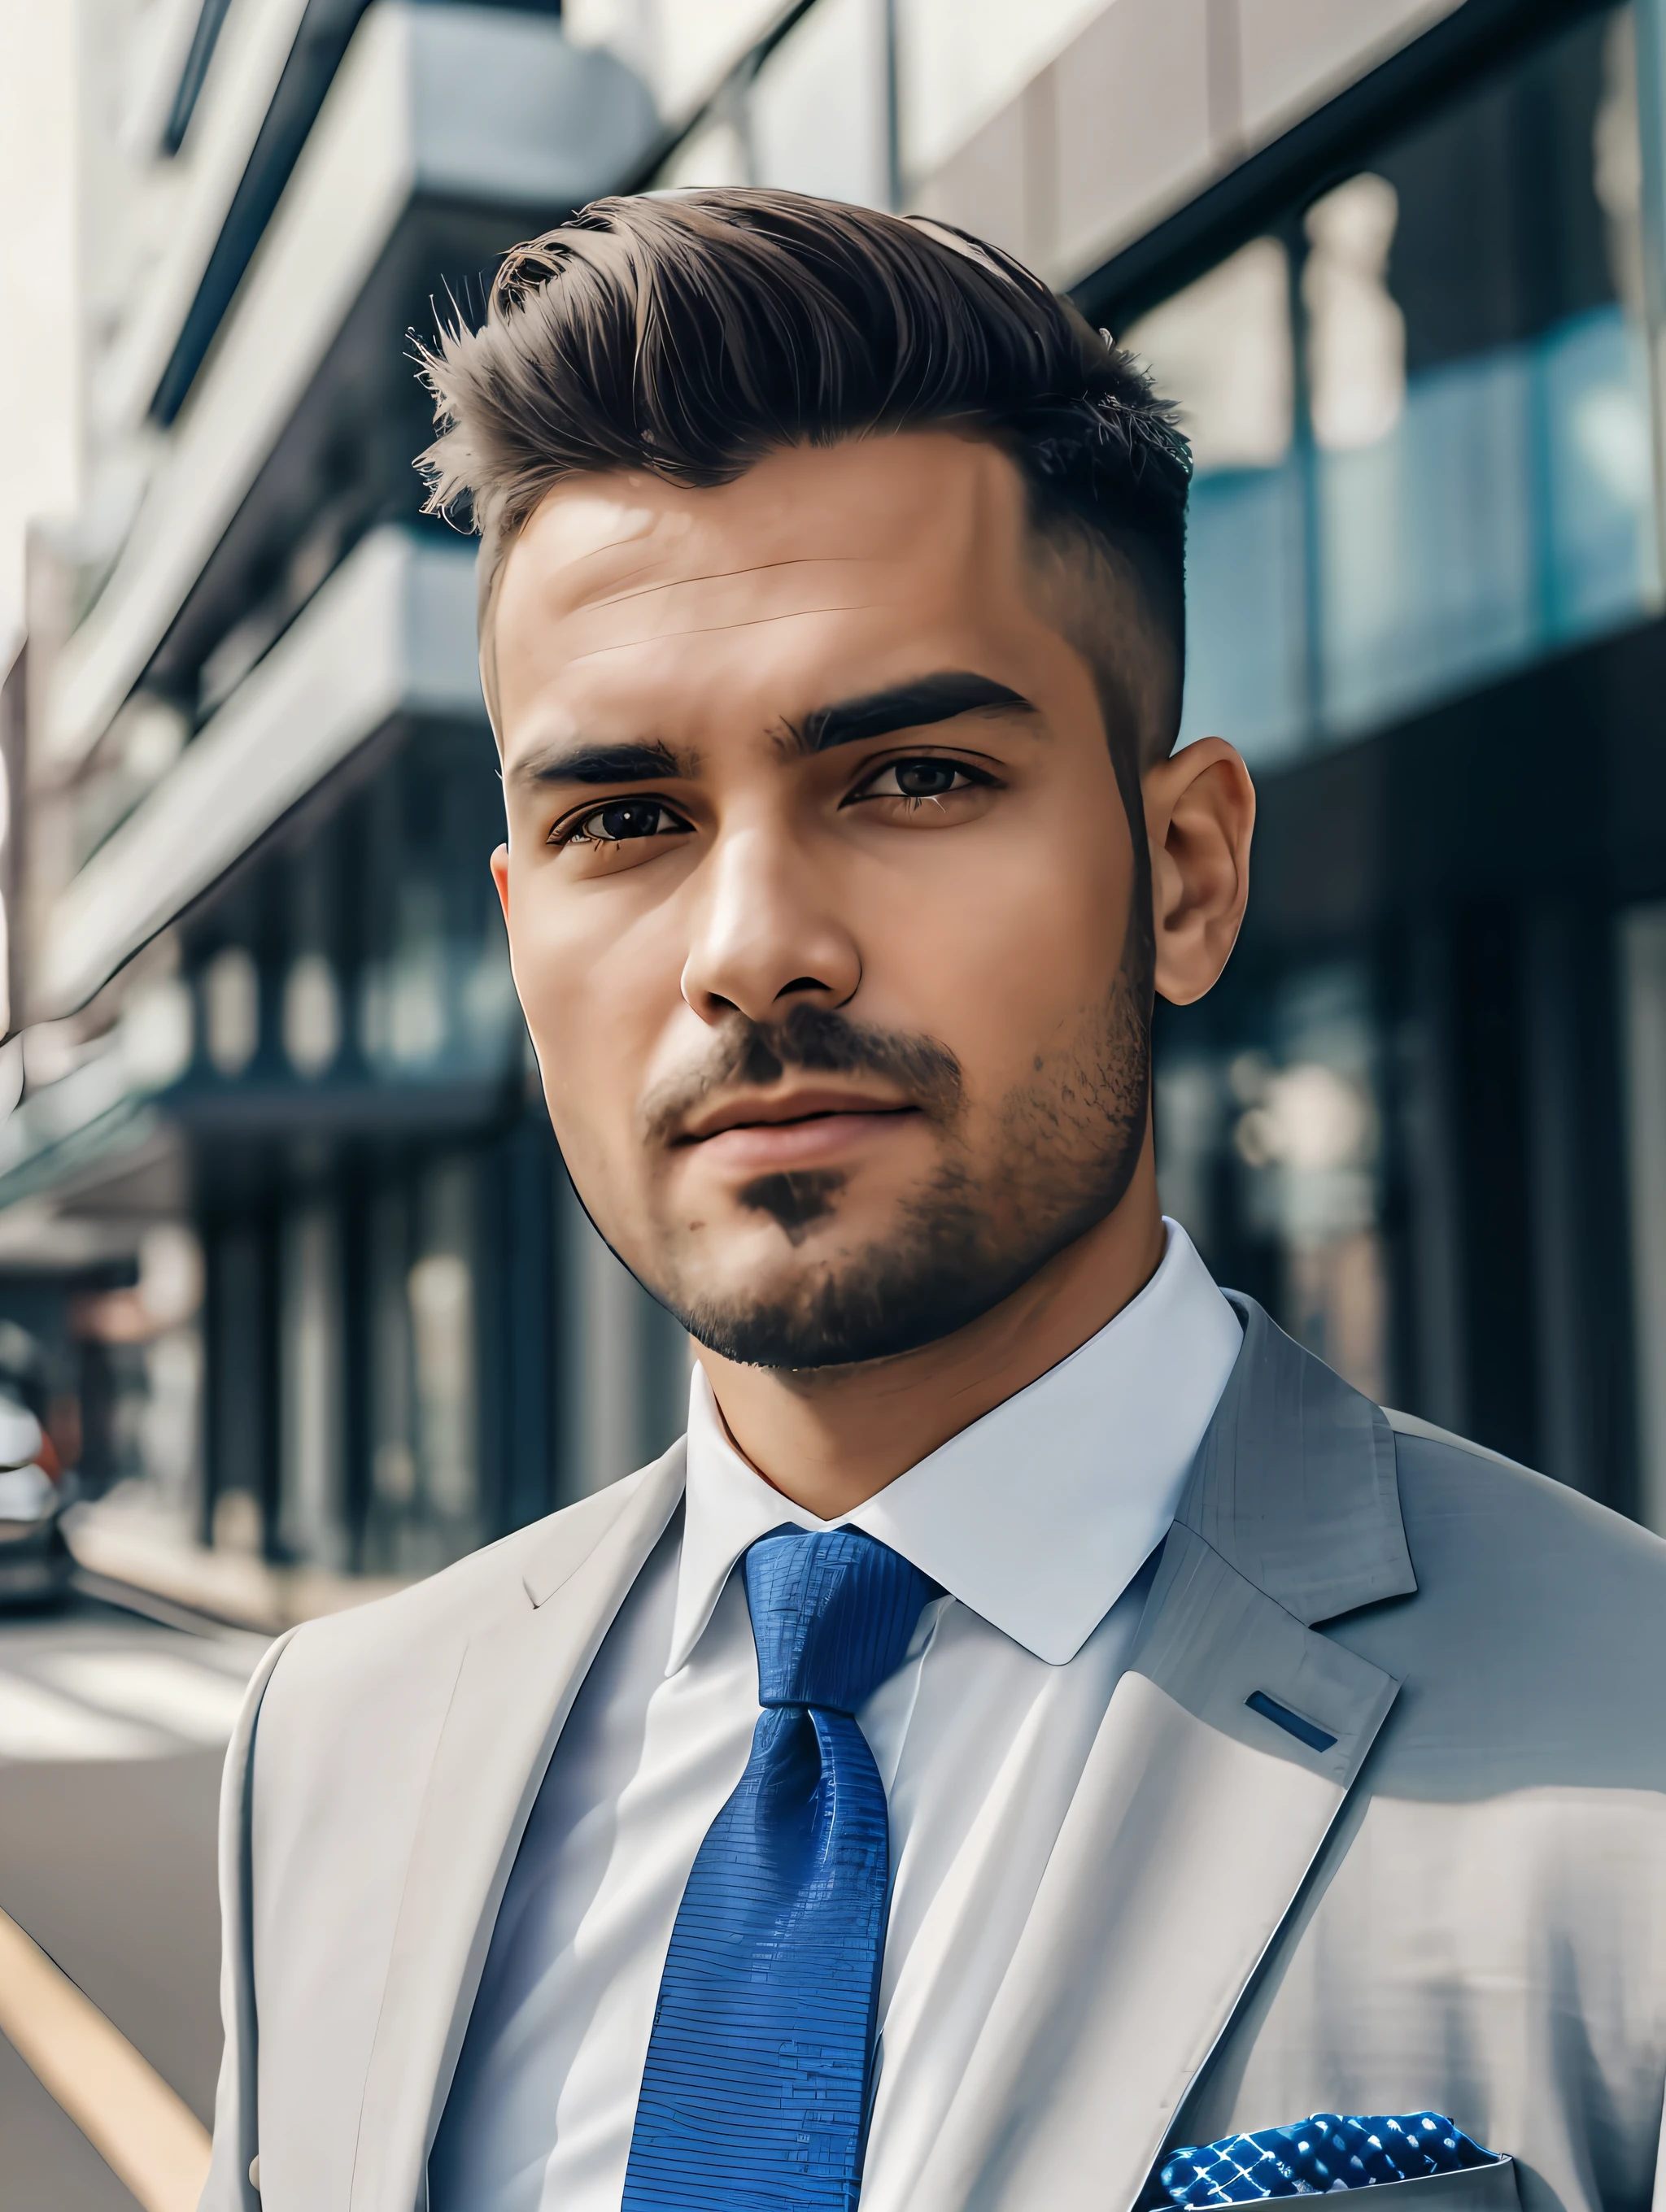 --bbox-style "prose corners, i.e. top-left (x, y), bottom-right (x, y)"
top-left (680, 821), bottom-right (861, 1025)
